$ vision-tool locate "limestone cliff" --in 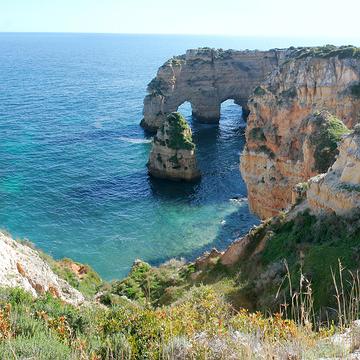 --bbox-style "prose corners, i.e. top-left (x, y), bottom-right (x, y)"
top-left (141, 48), bottom-right (286, 131)
top-left (308, 126), bottom-right (360, 215)
top-left (0, 231), bottom-right (84, 305)
top-left (241, 46), bottom-right (360, 219)
top-left (147, 112), bottom-right (200, 181)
